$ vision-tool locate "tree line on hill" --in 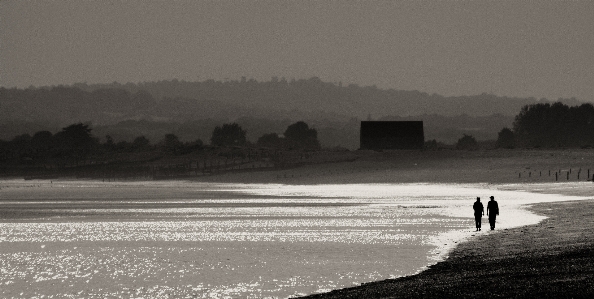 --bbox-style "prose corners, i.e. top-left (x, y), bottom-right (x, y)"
top-left (509, 102), bottom-right (594, 148)
top-left (2, 101), bottom-right (591, 170)
top-left (1, 77), bottom-right (591, 153)
top-left (69, 78), bottom-right (581, 117)
top-left (2, 78), bottom-right (582, 128)
top-left (0, 121), bottom-right (320, 167)
top-left (455, 102), bottom-right (594, 150)
top-left (425, 102), bottom-right (594, 151)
